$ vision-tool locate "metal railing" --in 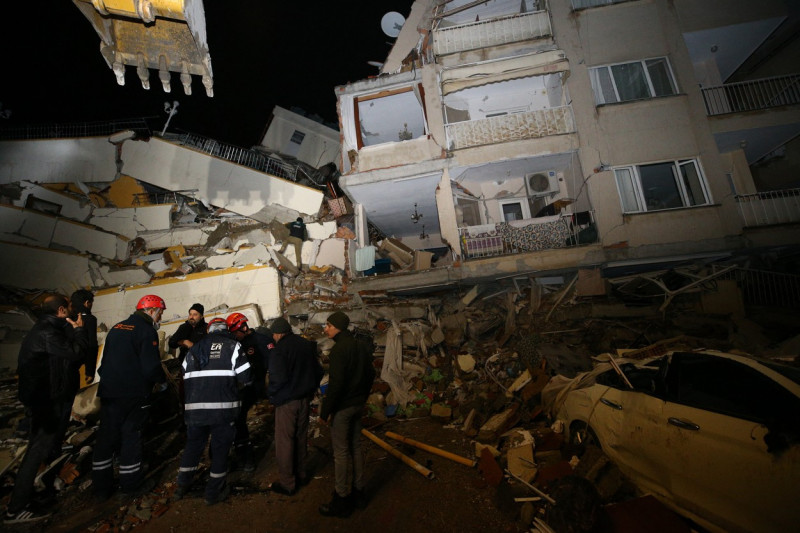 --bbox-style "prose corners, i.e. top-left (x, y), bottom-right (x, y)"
top-left (433, 10), bottom-right (551, 56)
top-left (717, 268), bottom-right (800, 310)
top-left (164, 132), bottom-right (299, 180)
top-left (701, 74), bottom-right (800, 116)
top-left (735, 188), bottom-right (800, 227)
top-left (571, 0), bottom-right (634, 9)
top-left (0, 118), bottom-right (153, 141)
top-left (445, 105), bottom-right (575, 150)
top-left (458, 211), bottom-right (596, 259)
